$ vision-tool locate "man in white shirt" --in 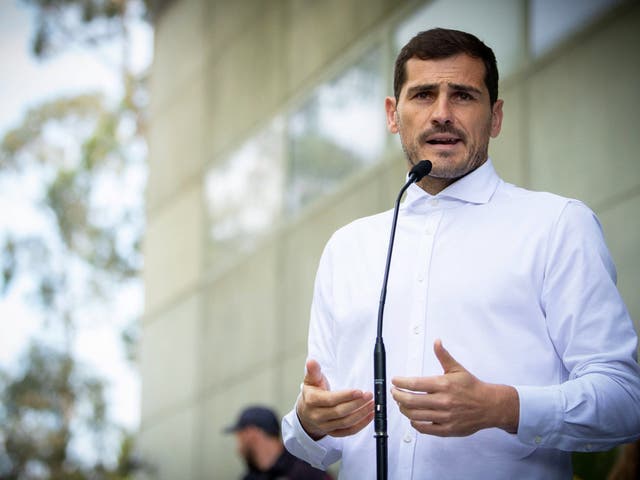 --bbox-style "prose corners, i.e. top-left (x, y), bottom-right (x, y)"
top-left (281, 28), bottom-right (640, 479)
